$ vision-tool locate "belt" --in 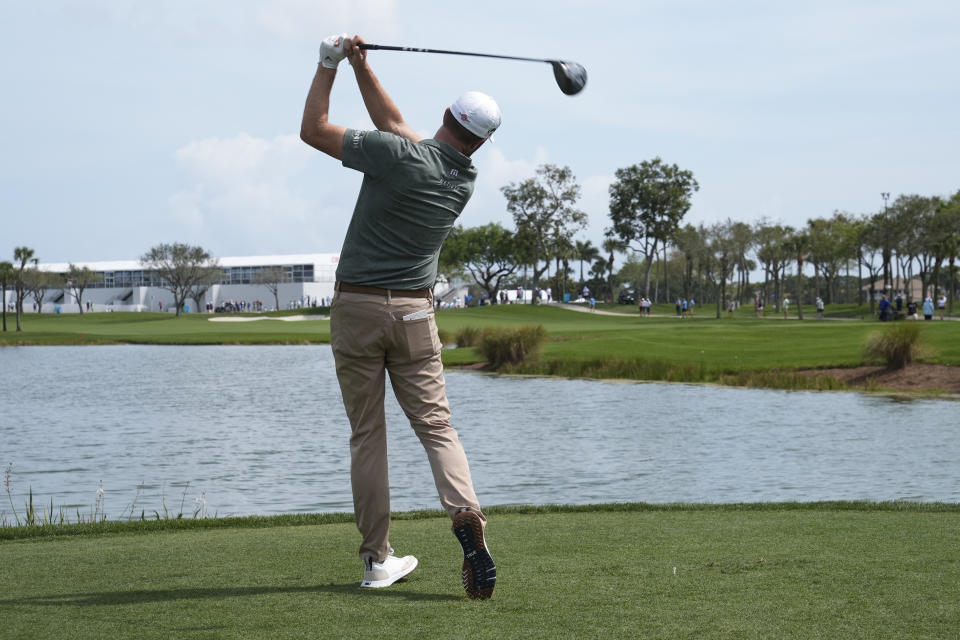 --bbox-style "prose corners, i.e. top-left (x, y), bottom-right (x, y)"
top-left (336, 281), bottom-right (432, 298)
